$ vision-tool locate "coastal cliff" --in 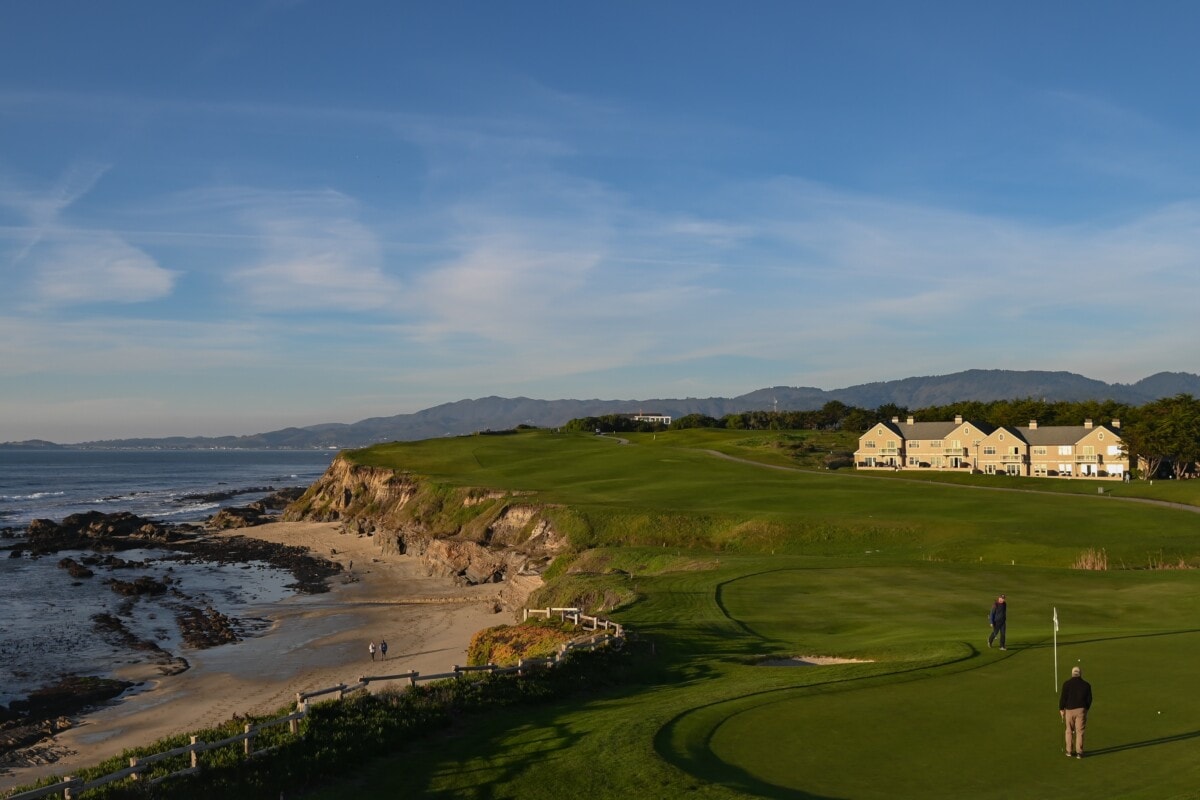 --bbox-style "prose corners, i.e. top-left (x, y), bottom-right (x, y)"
top-left (282, 455), bottom-right (569, 611)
